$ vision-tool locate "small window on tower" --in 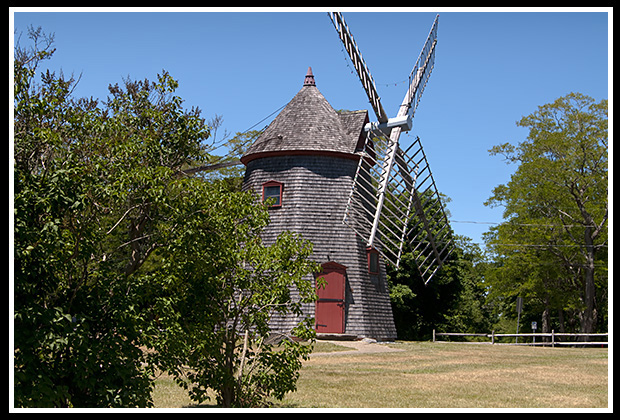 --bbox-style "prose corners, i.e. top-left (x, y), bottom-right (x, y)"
top-left (367, 247), bottom-right (379, 275)
top-left (262, 181), bottom-right (283, 208)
